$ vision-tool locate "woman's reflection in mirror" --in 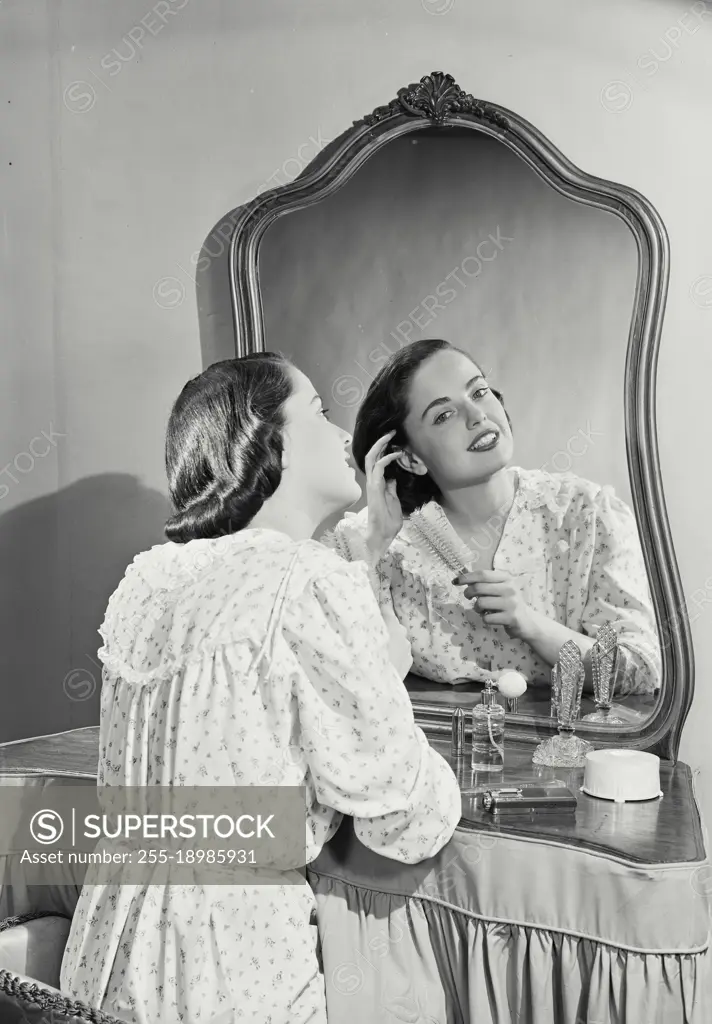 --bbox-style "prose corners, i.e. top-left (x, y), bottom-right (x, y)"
top-left (323, 339), bottom-right (661, 697)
